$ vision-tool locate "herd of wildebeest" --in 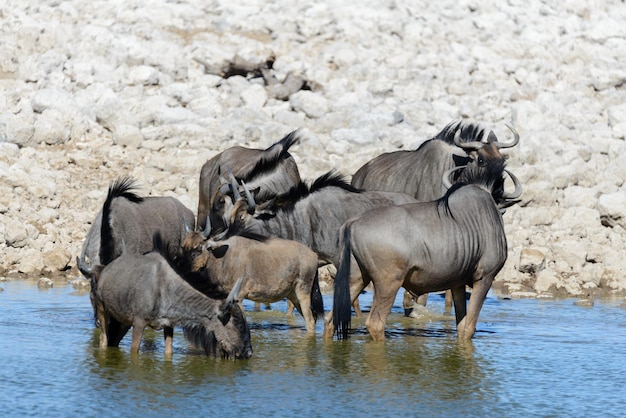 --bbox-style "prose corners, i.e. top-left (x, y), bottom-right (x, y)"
top-left (76, 120), bottom-right (522, 359)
